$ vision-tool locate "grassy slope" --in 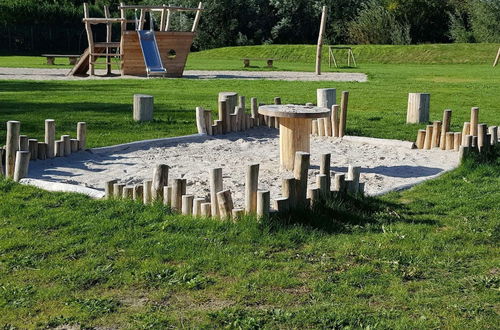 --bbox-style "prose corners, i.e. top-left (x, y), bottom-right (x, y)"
top-left (0, 155), bottom-right (498, 328)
